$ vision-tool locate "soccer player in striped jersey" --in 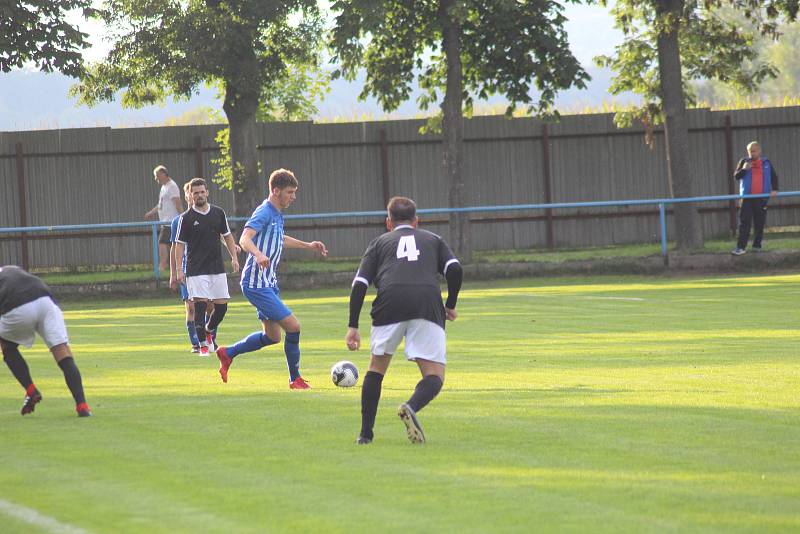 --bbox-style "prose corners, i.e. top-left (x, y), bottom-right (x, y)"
top-left (215, 169), bottom-right (328, 389)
